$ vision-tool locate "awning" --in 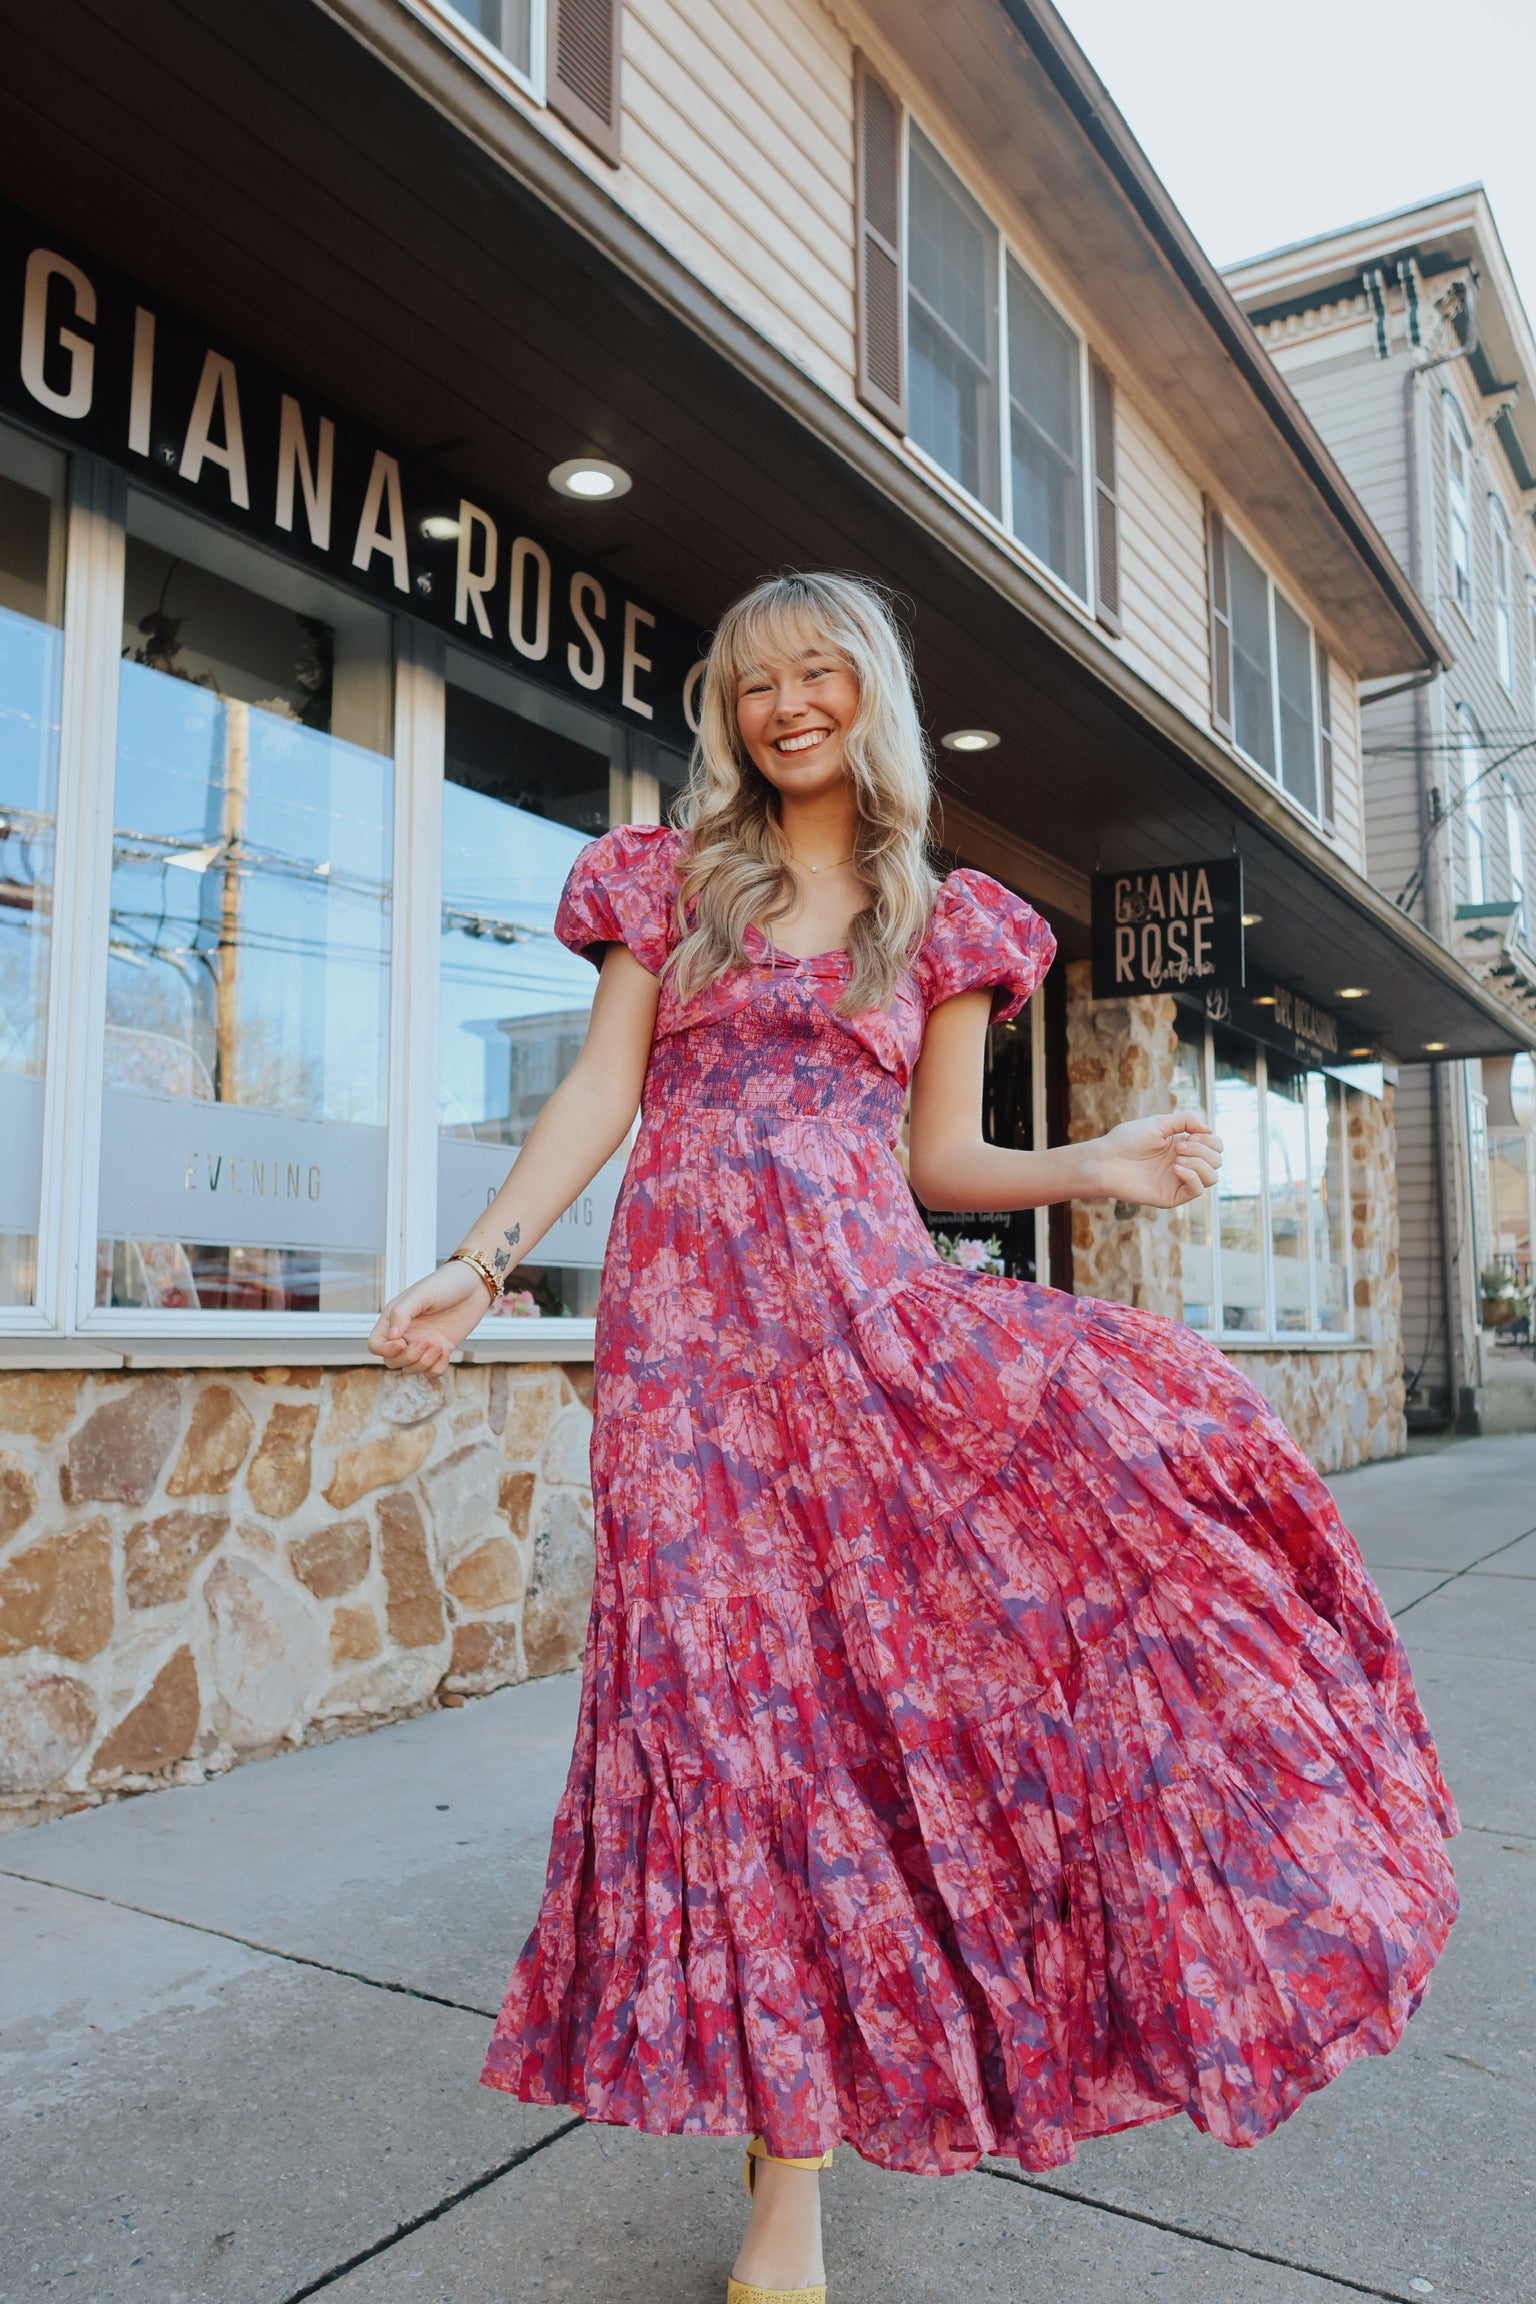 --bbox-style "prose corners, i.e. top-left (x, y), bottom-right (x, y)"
top-left (3, 0), bottom-right (1525, 1062)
